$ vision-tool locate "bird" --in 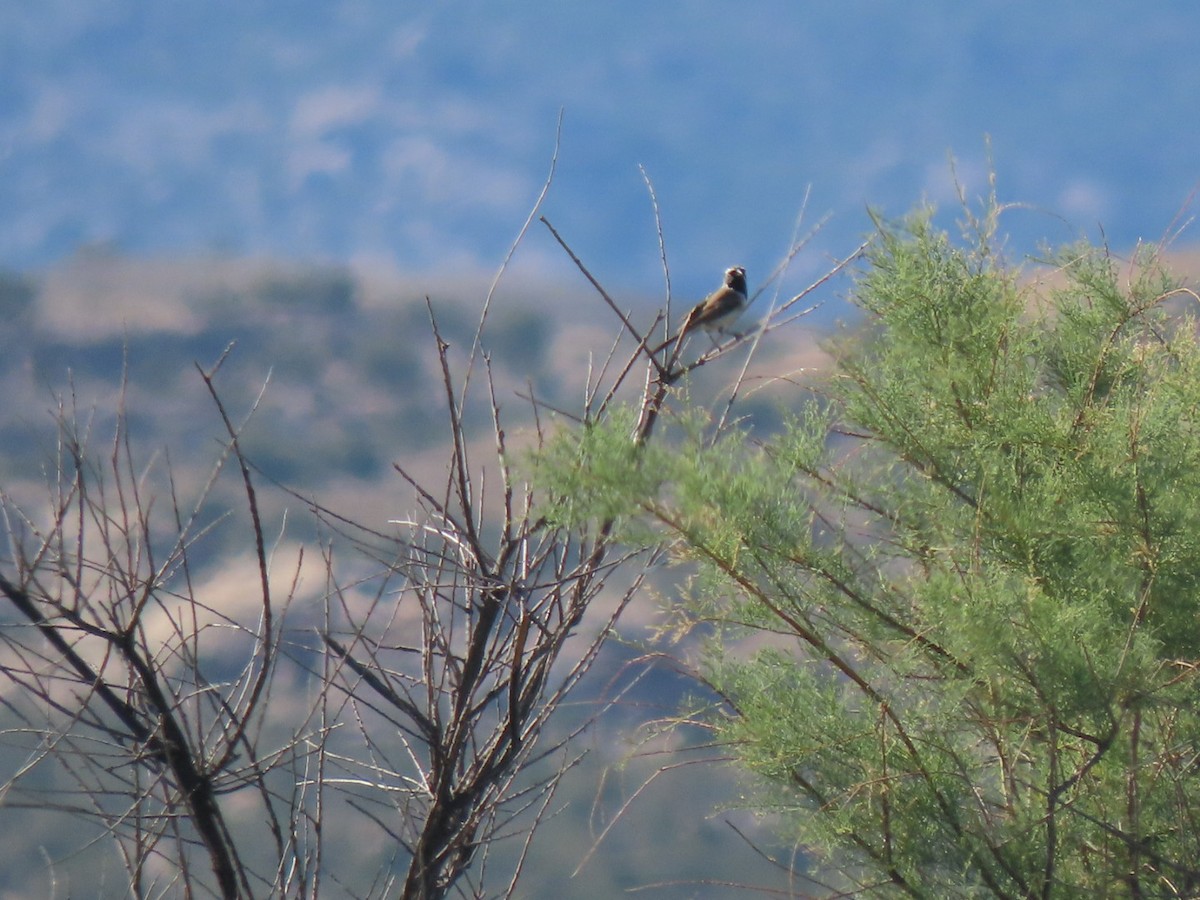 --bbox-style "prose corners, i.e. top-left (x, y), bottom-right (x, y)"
top-left (654, 266), bottom-right (748, 354)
